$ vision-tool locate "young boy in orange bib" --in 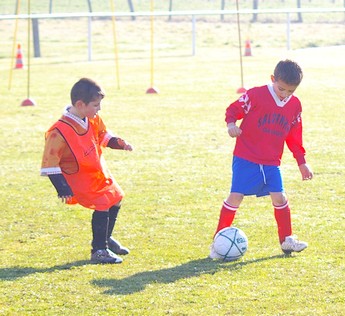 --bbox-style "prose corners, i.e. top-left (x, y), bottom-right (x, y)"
top-left (41, 78), bottom-right (133, 264)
